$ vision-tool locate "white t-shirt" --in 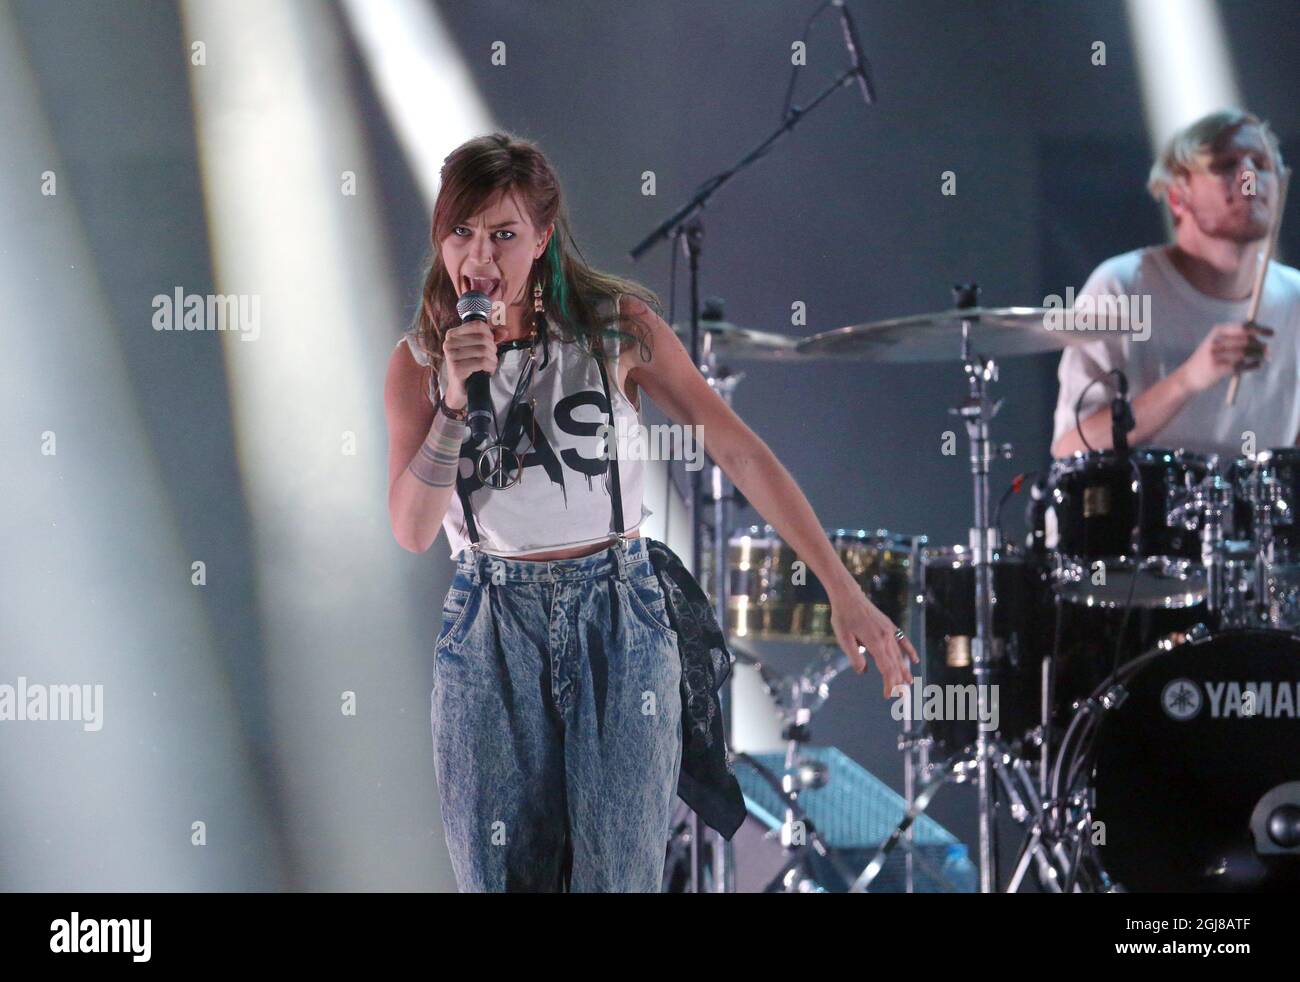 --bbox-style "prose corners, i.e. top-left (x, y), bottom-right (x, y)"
top-left (1052, 245), bottom-right (1300, 461)
top-left (397, 293), bottom-right (652, 558)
